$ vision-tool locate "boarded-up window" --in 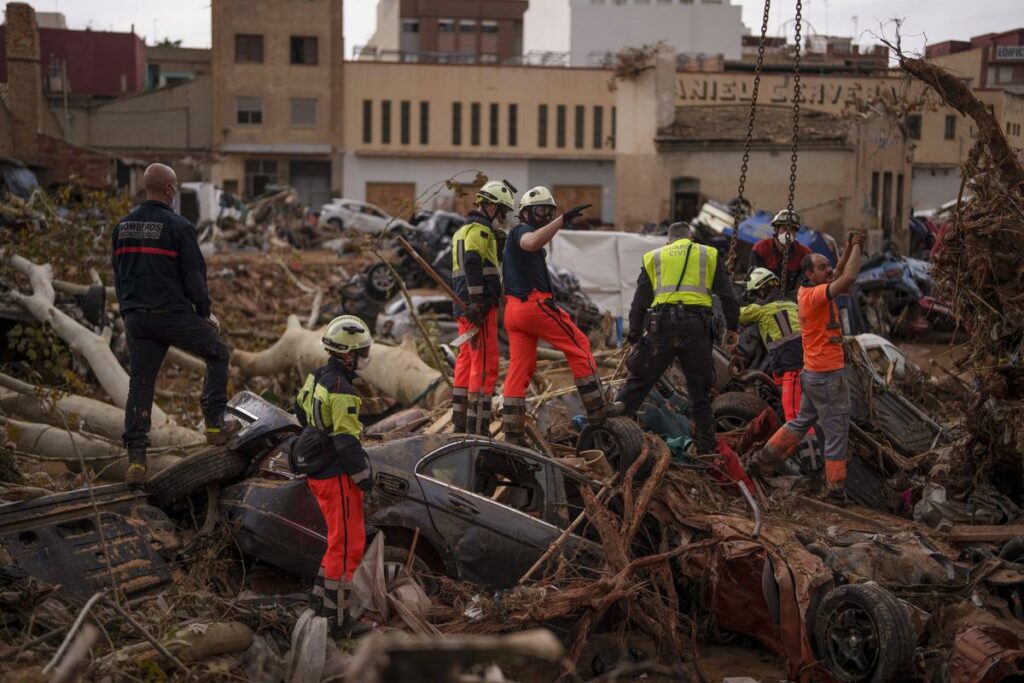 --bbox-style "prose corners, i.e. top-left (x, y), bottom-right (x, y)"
top-left (553, 185), bottom-right (602, 225)
top-left (289, 98), bottom-right (317, 127)
top-left (366, 182), bottom-right (417, 219)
